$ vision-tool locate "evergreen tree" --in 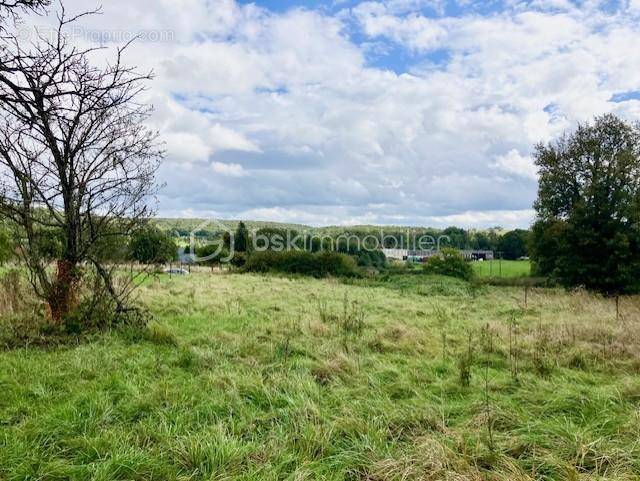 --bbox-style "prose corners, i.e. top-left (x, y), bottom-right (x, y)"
top-left (235, 221), bottom-right (250, 253)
